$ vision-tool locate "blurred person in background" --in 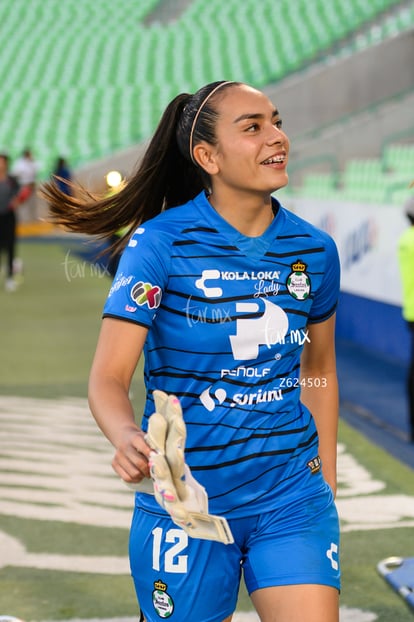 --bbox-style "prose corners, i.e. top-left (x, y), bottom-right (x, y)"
top-left (52, 156), bottom-right (73, 196)
top-left (0, 154), bottom-right (20, 292)
top-left (398, 194), bottom-right (414, 443)
top-left (11, 147), bottom-right (40, 221)
top-left (42, 81), bottom-right (341, 622)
